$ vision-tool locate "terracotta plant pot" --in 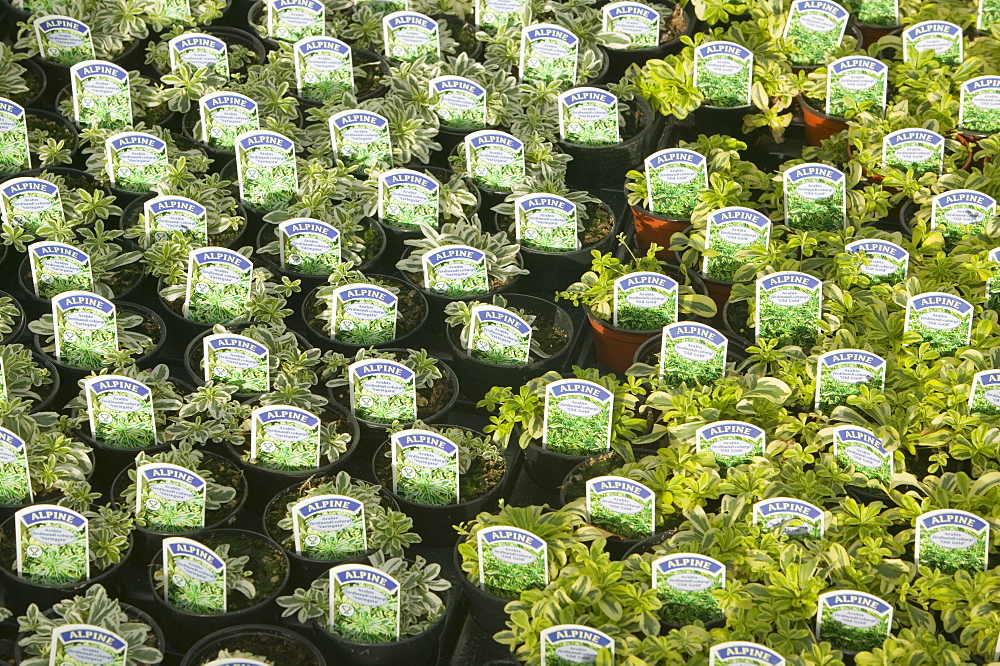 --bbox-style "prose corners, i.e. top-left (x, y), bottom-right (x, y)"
top-left (798, 94), bottom-right (848, 147)
top-left (630, 204), bottom-right (689, 261)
